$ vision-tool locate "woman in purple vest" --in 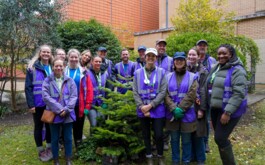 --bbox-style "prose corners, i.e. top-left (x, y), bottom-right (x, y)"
top-left (87, 55), bottom-right (110, 127)
top-left (201, 44), bottom-right (247, 165)
top-left (133, 48), bottom-right (167, 165)
top-left (25, 44), bottom-right (53, 162)
top-left (164, 52), bottom-right (198, 165)
top-left (187, 47), bottom-right (209, 165)
top-left (42, 57), bottom-right (77, 165)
